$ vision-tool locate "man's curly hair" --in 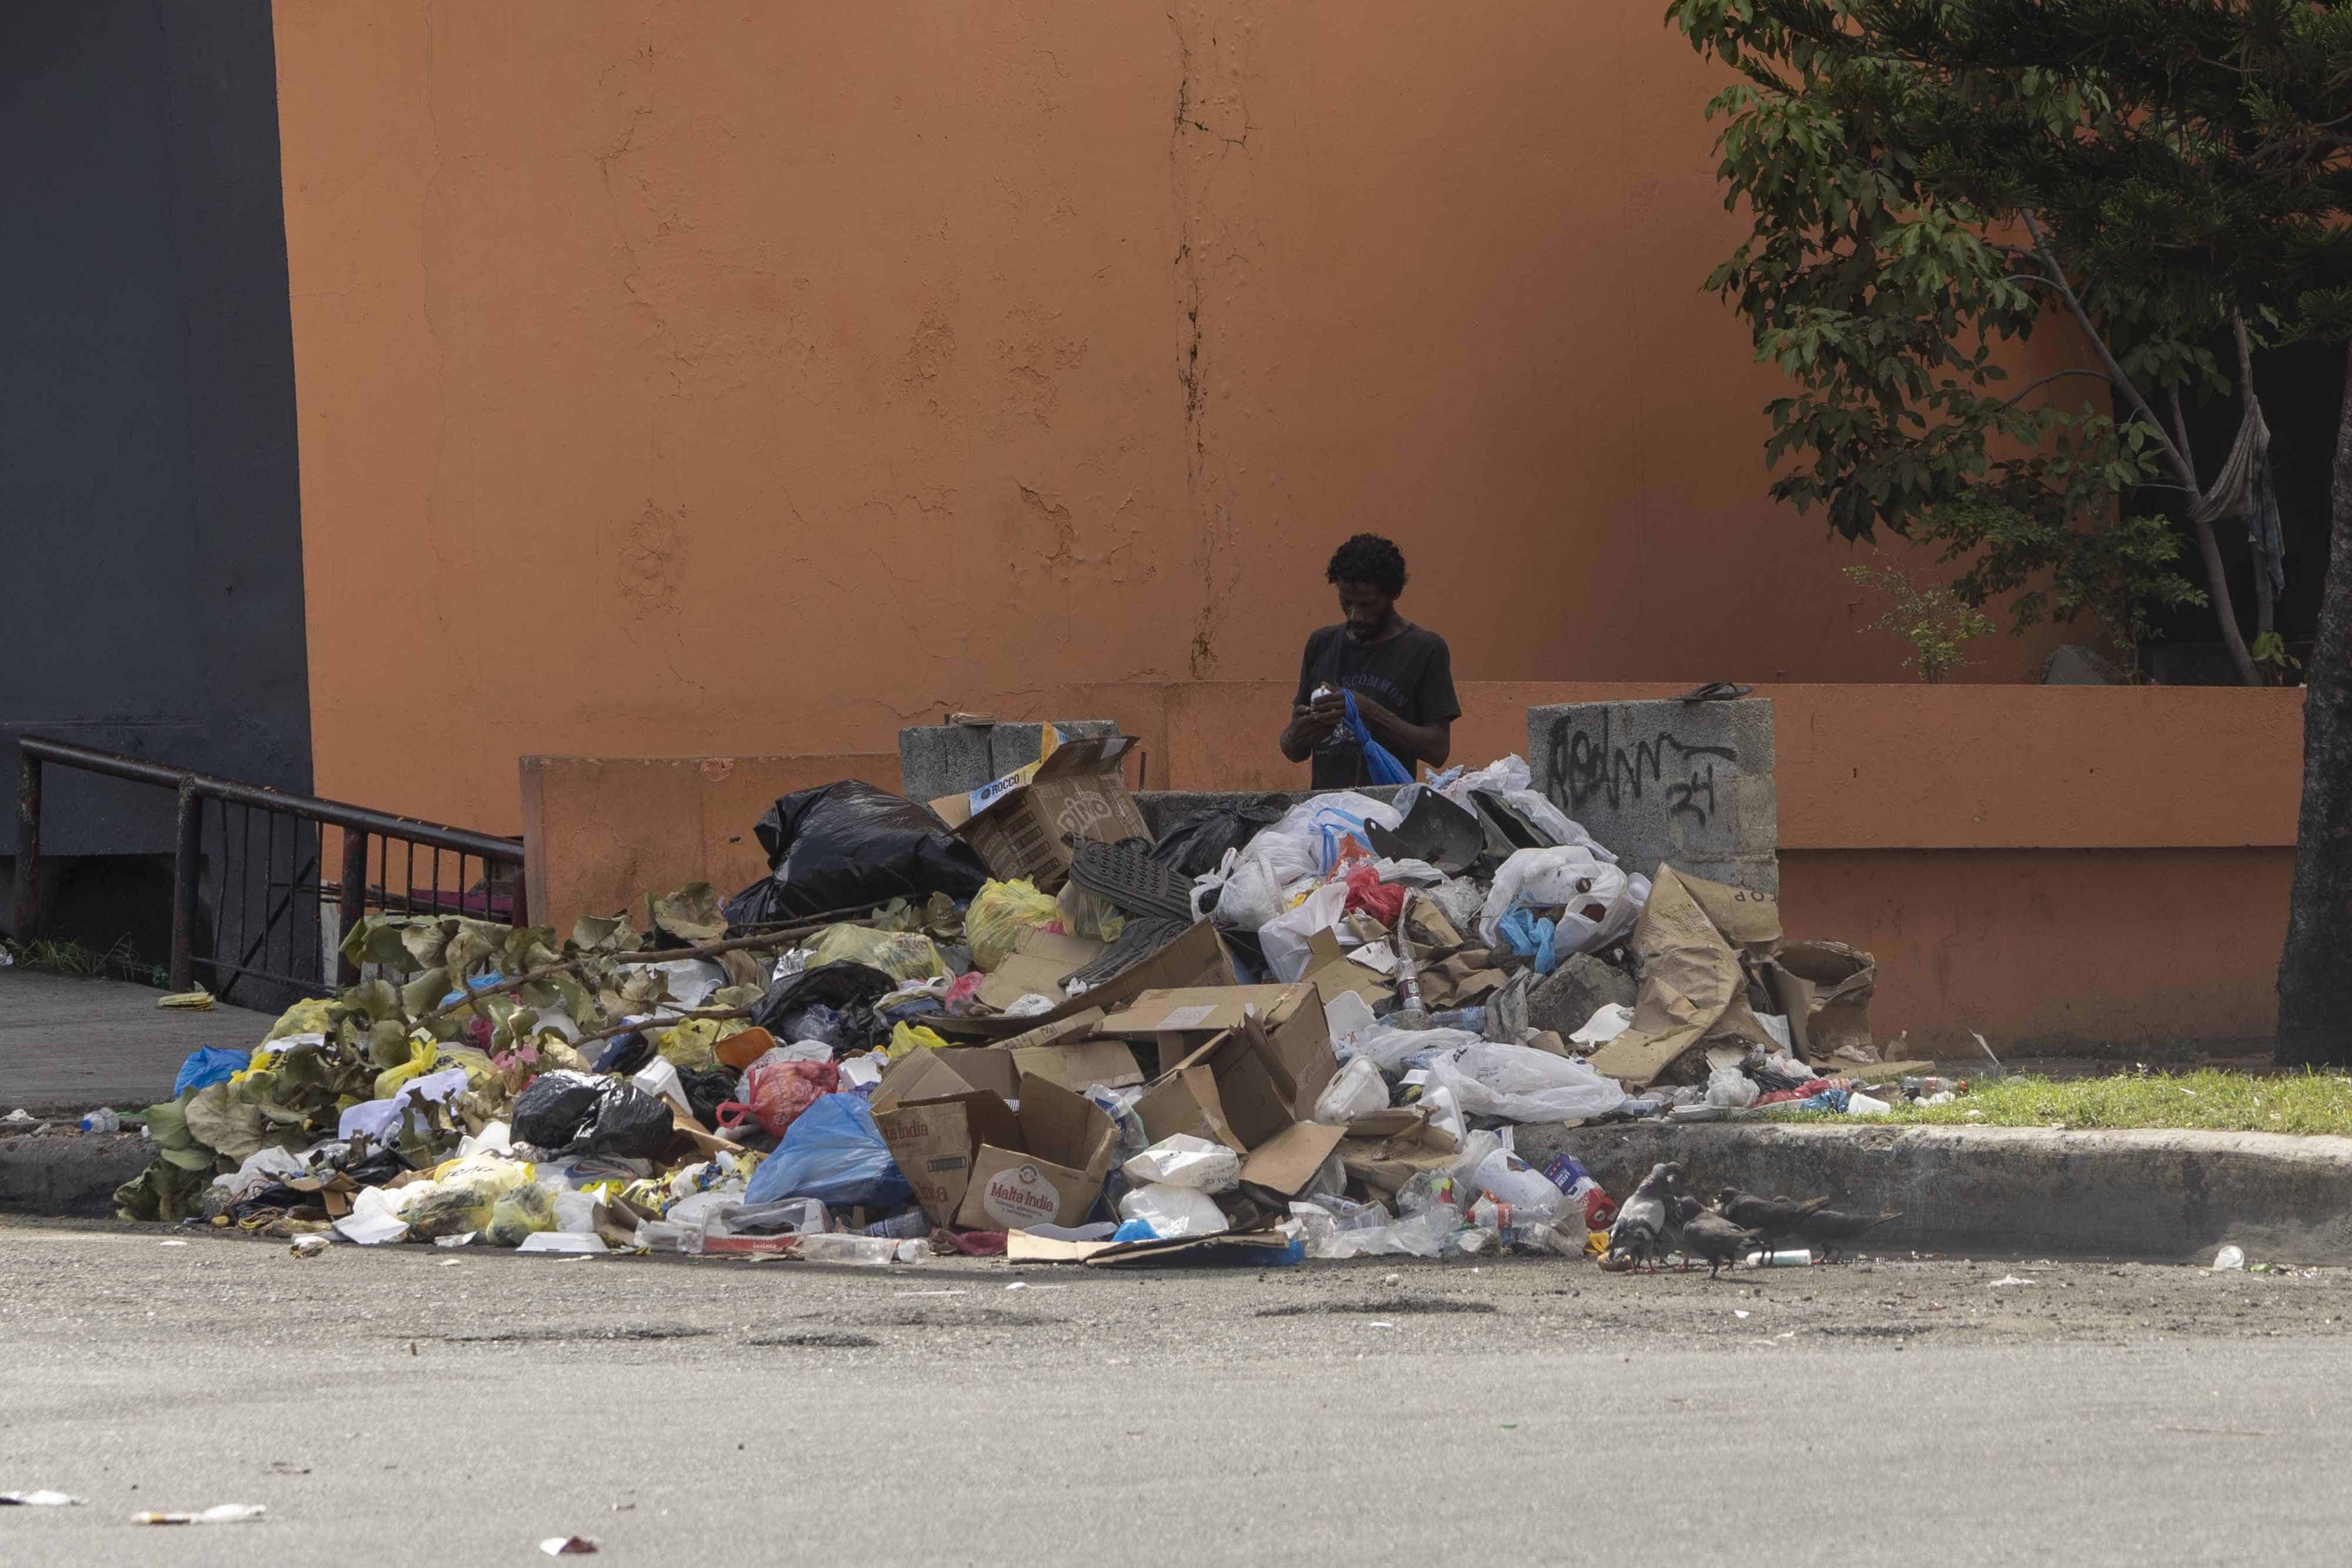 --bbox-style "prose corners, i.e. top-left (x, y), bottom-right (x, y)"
top-left (1325, 533), bottom-right (1407, 599)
